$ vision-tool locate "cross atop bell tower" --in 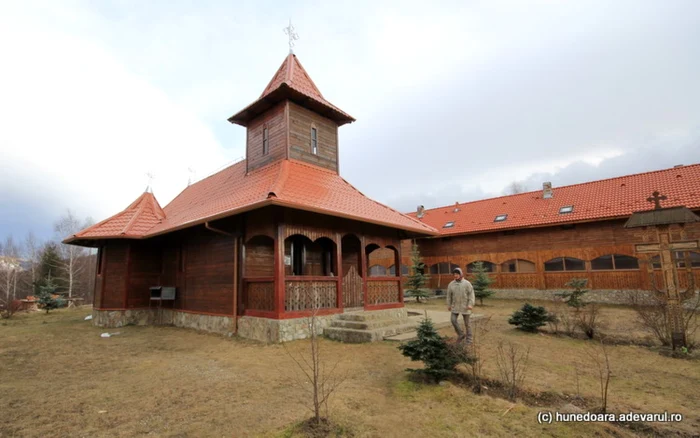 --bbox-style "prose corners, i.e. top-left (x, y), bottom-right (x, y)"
top-left (228, 44), bottom-right (355, 175)
top-left (283, 19), bottom-right (299, 54)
